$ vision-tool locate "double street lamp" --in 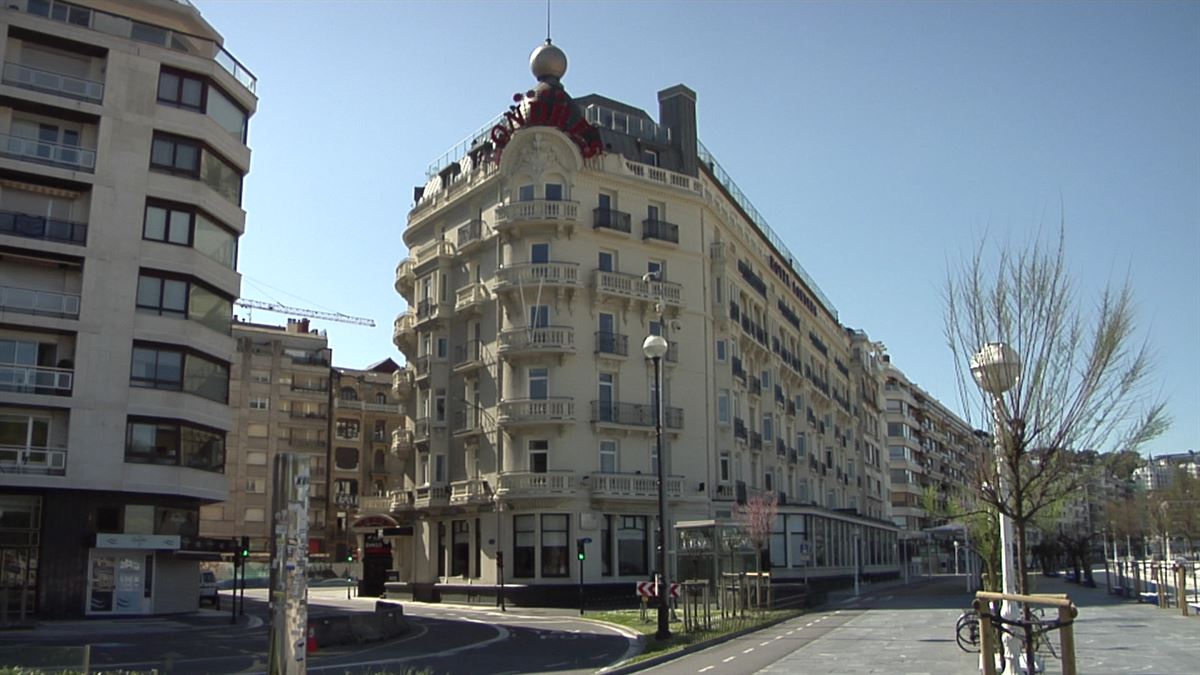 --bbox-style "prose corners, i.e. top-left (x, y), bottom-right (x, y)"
top-left (970, 341), bottom-right (1022, 672)
top-left (642, 332), bottom-right (671, 640)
